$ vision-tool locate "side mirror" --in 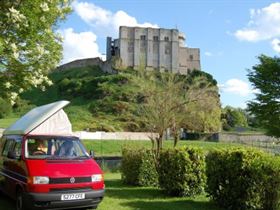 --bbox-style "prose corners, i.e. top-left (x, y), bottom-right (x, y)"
top-left (89, 150), bottom-right (95, 158)
top-left (7, 151), bottom-right (17, 159)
